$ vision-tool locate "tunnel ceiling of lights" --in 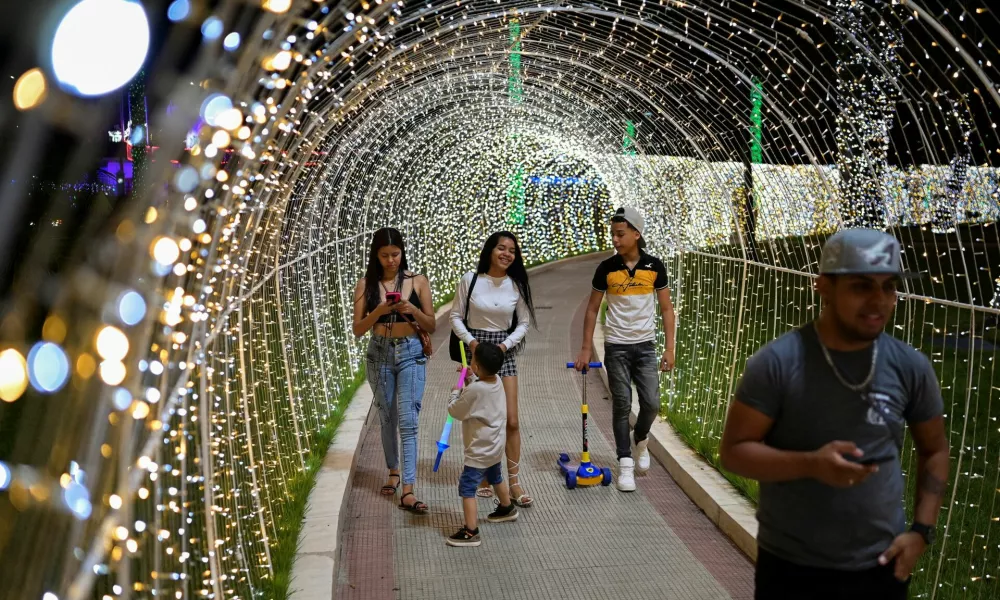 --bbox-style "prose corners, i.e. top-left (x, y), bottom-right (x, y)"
top-left (1, 0), bottom-right (999, 599)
